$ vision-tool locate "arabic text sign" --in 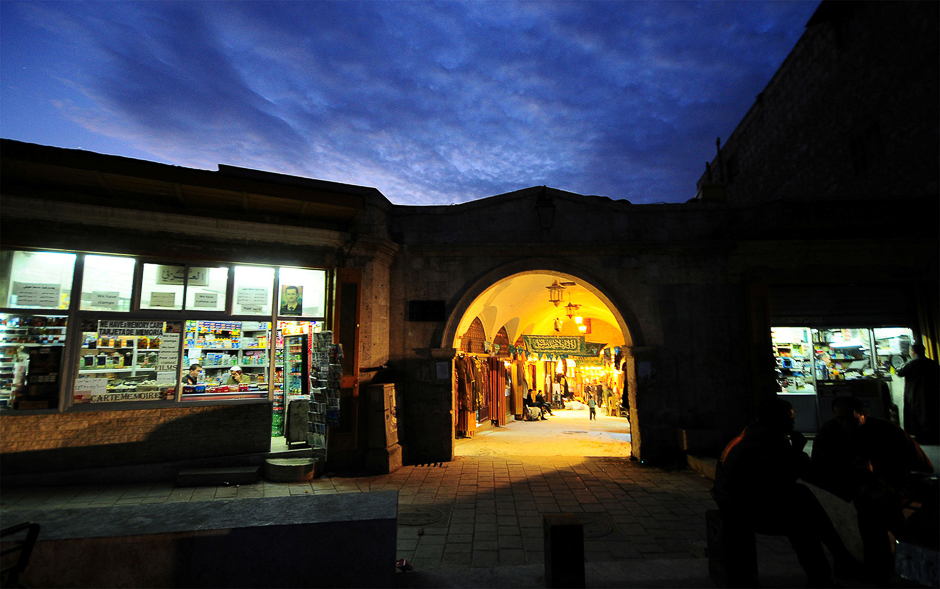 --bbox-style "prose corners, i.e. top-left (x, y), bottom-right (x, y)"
top-left (522, 336), bottom-right (585, 355)
top-left (156, 266), bottom-right (210, 286)
top-left (12, 282), bottom-right (60, 307)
